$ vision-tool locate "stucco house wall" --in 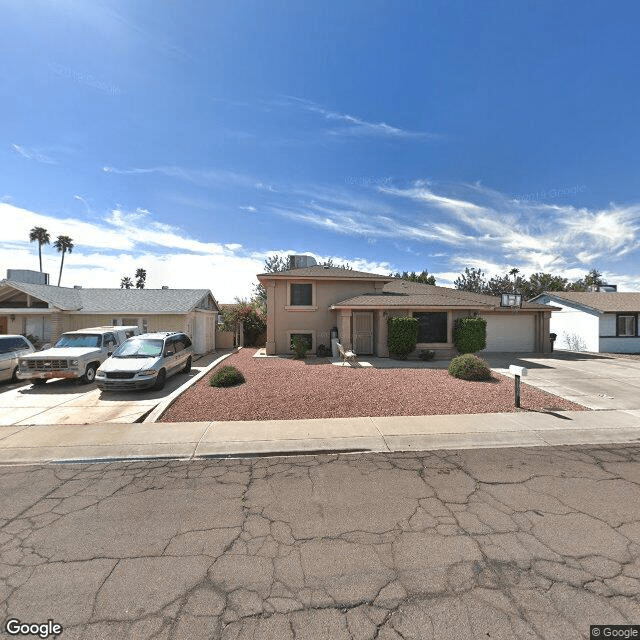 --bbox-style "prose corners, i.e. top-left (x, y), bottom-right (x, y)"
top-left (268, 278), bottom-right (384, 354)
